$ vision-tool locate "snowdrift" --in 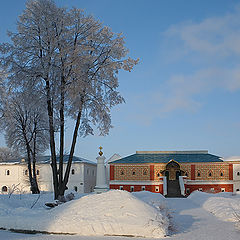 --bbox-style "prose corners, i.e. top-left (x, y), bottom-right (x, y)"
top-left (189, 191), bottom-right (240, 224)
top-left (0, 190), bottom-right (168, 238)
